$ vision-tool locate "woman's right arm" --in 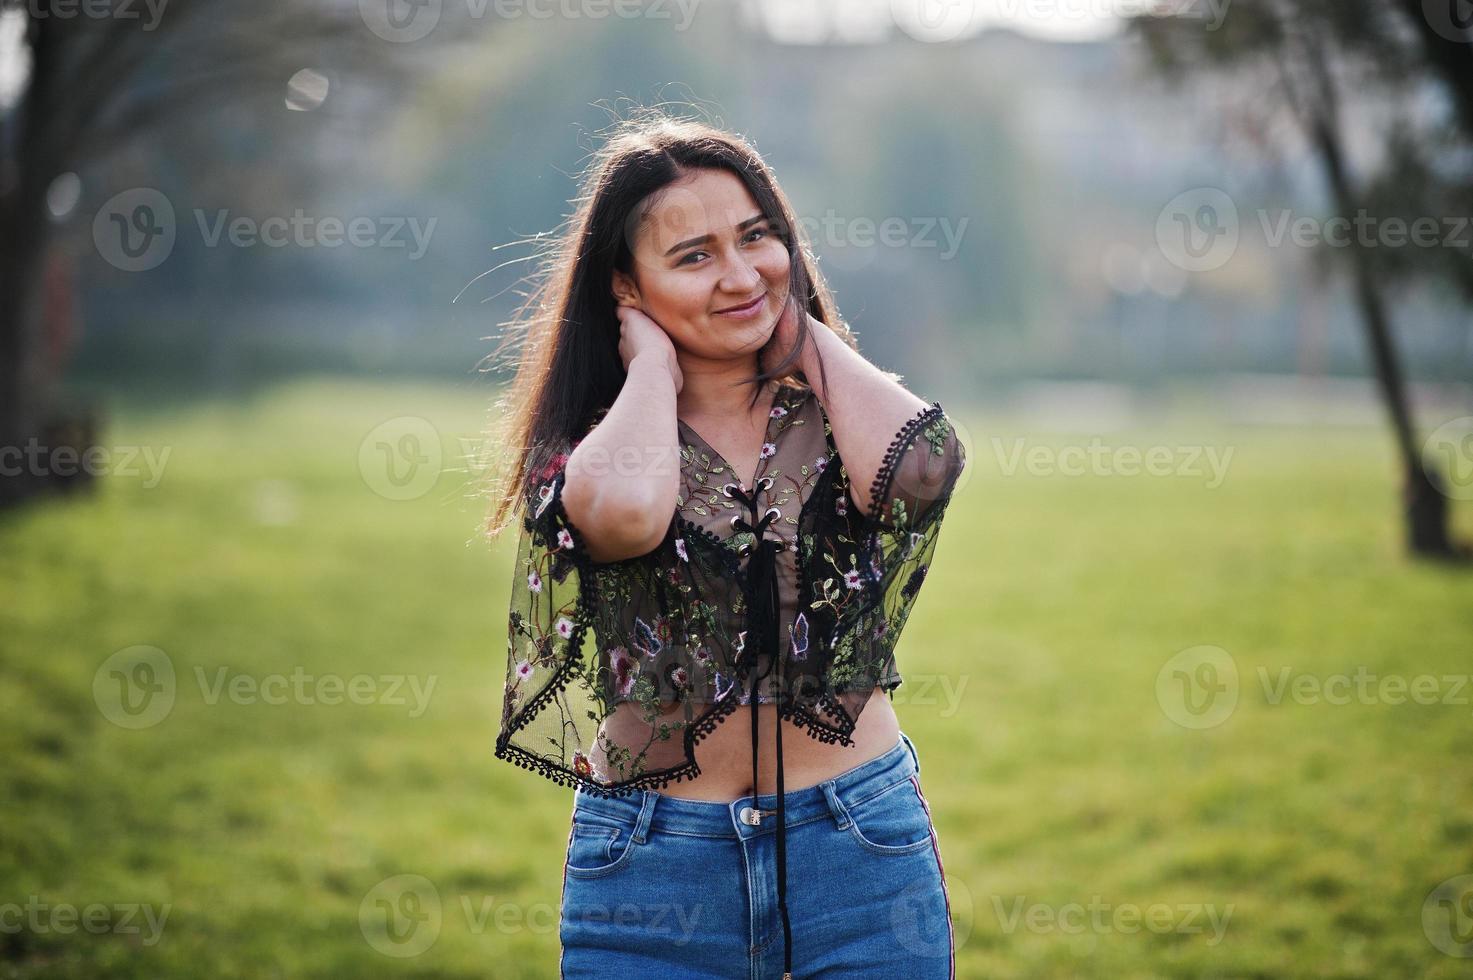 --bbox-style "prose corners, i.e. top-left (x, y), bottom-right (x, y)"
top-left (559, 337), bottom-right (682, 564)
